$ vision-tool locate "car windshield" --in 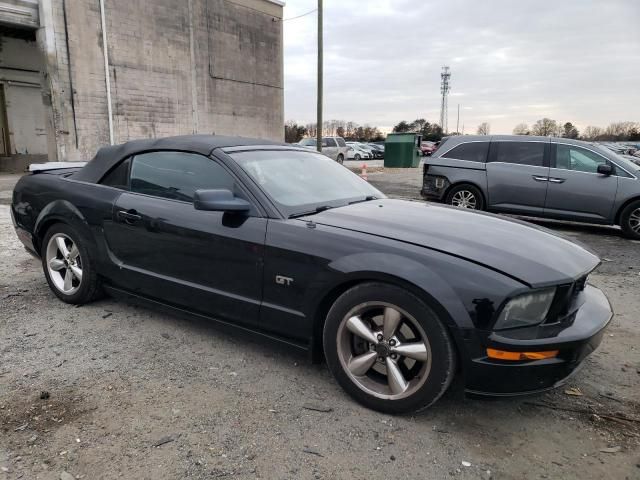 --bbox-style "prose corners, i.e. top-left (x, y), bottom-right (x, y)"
top-left (298, 138), bottom-right (316, 147)
top-left (231, 149), bottom-right (384, 217)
